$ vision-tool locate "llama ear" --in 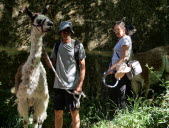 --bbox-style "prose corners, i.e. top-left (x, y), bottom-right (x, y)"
top-left (41, 5), bottom-right (49, 15)
top-left (25, 7), bottom-right (33, 18)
